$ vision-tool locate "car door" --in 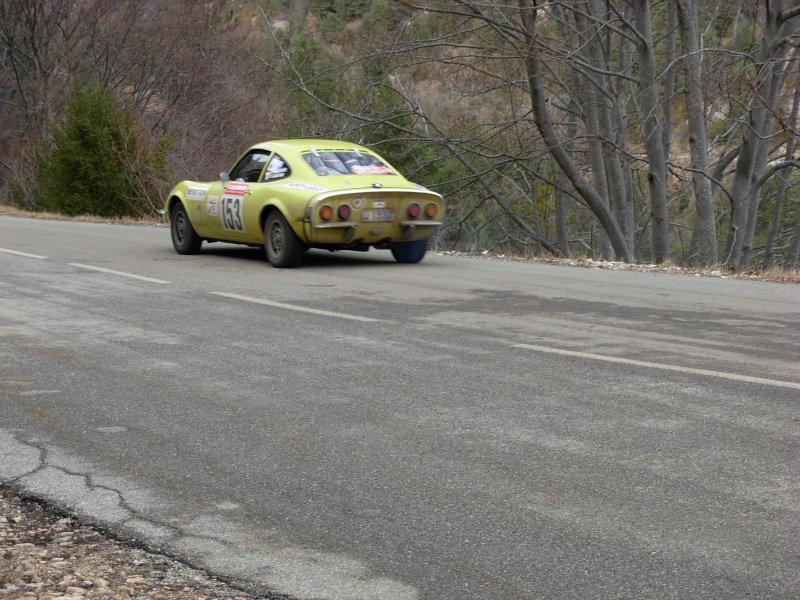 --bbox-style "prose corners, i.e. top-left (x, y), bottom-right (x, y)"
top-left (205, 150), bottom-right (271, 242)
